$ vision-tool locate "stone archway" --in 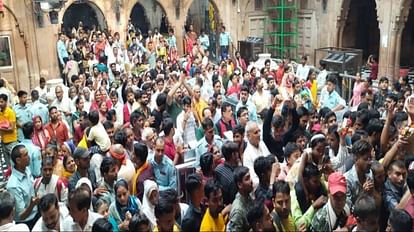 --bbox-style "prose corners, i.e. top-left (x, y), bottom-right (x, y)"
top-left (61, 1), bottom-right (107, 34)
top-left (129, 0), bottom-right (167, 36)
top-left (185, 0), bottom-right (221, 59)
top-left (0, 3), bottom-right (31, 91)
top-left (340, 0), bottom-right (380, 60)
top-left (185, 0), bottom-right (221, 33)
